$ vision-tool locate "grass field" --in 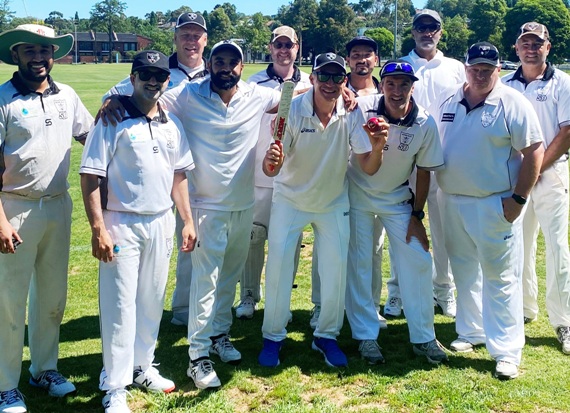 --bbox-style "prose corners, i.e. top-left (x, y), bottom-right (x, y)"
top-left (1, 62), bottom-right (570, 412)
